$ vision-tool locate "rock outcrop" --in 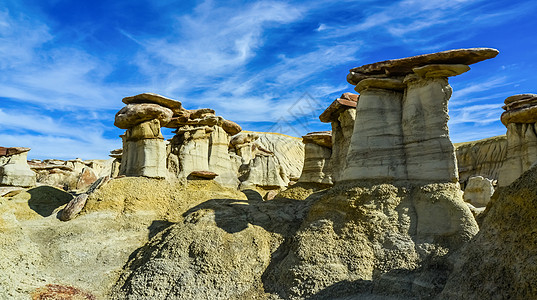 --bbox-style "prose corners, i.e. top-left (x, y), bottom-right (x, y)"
top-left (343, 48), bottom-right (498, 184)
top-left (0, 147), bottom-right (36, 189)
top-left (29, 158), bottom-right (113, 191)
top-left (440, 164), bottom-right (537, 299)
top-left (115, 93), bottom-right (179, 179)
top-left (297, 131), bottom-right (332, 185)
top-left (463, 175), bottom-right (494, 208)
top-left (319, 93), bottom-right (358, 183)
top-left (498, 94), bottom-right (537, 186)
top-left (455, 135), bottom-right (507, 187)
top-left (236, 132), bottom-right (304, 190)
top-left (166, 107), bottom-right (242, 187)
